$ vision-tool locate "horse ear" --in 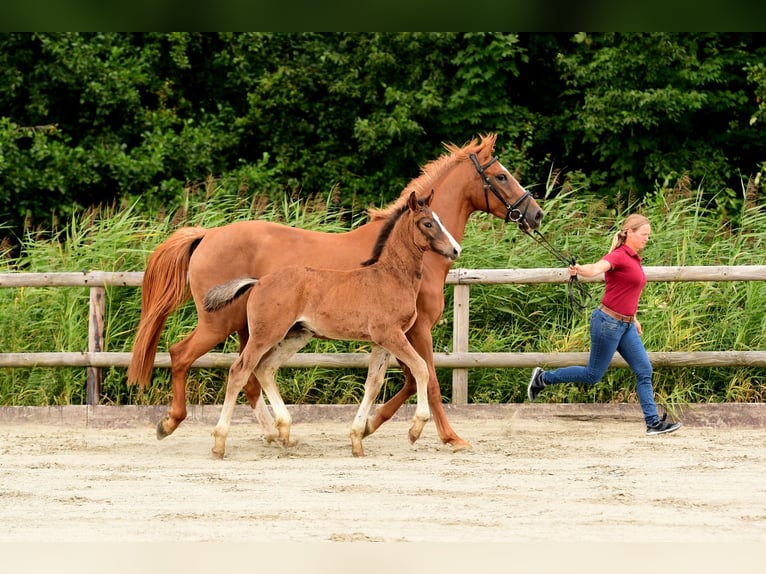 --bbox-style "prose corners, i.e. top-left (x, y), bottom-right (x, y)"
top-left (408, 191), bottom-right (419, 211)
top-left (426, 189), bottom-right (435, 207)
